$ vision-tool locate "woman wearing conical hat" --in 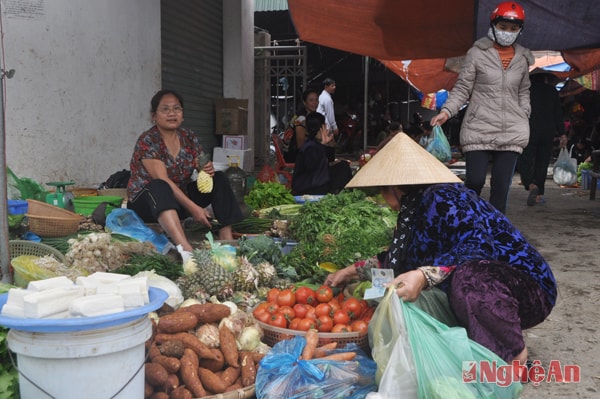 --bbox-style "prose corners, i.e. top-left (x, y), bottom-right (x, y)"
top-left (325, 132), bottom-right (556, 366)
